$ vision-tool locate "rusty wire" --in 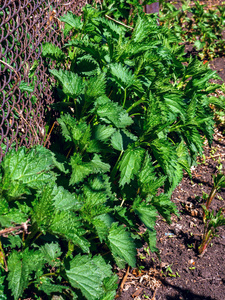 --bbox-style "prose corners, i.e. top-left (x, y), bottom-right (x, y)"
top-left (0, 0), bottom-right (85, 161)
